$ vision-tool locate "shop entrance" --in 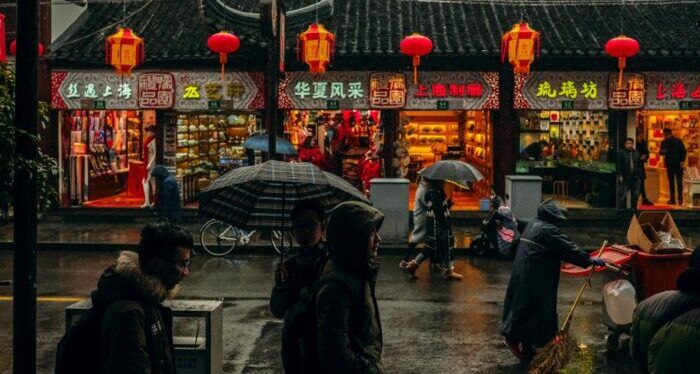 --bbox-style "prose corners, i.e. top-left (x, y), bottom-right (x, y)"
top-left (637, 110), bottom-right (700, 208)
top-left (401, 110), bottom-right (493, 211)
